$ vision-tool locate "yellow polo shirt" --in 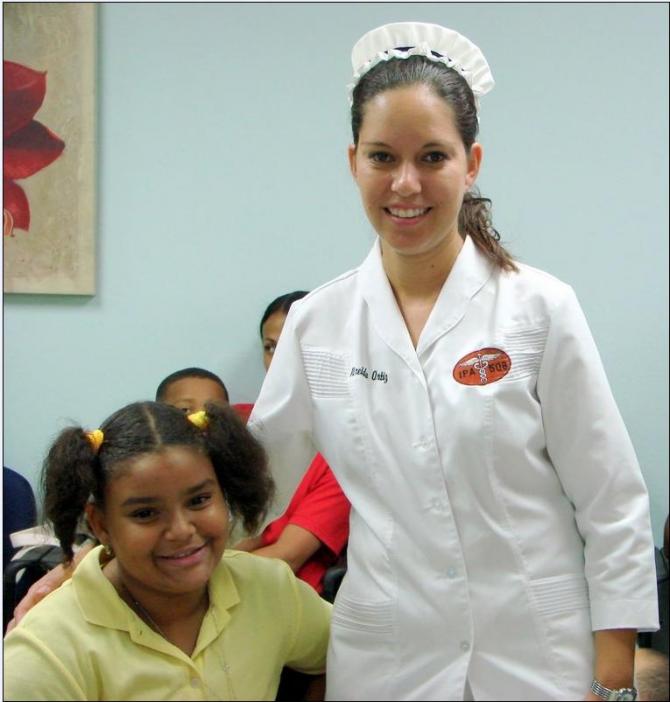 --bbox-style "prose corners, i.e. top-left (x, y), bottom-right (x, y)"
top-left (4, 546), bottom-right (331, 700)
